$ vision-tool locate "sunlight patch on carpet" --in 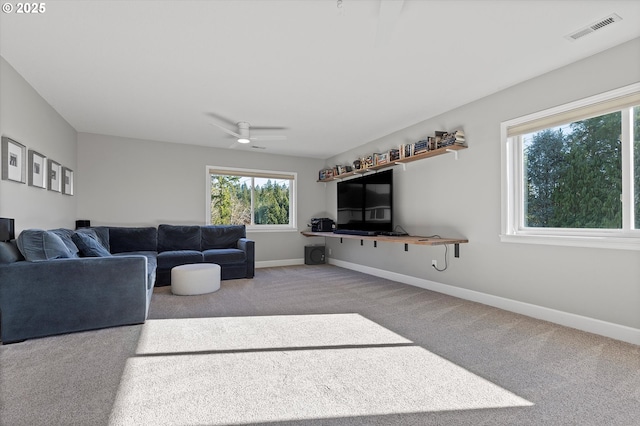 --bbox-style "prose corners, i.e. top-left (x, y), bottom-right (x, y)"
top-left (108, 314), bottom-right (533, 425)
